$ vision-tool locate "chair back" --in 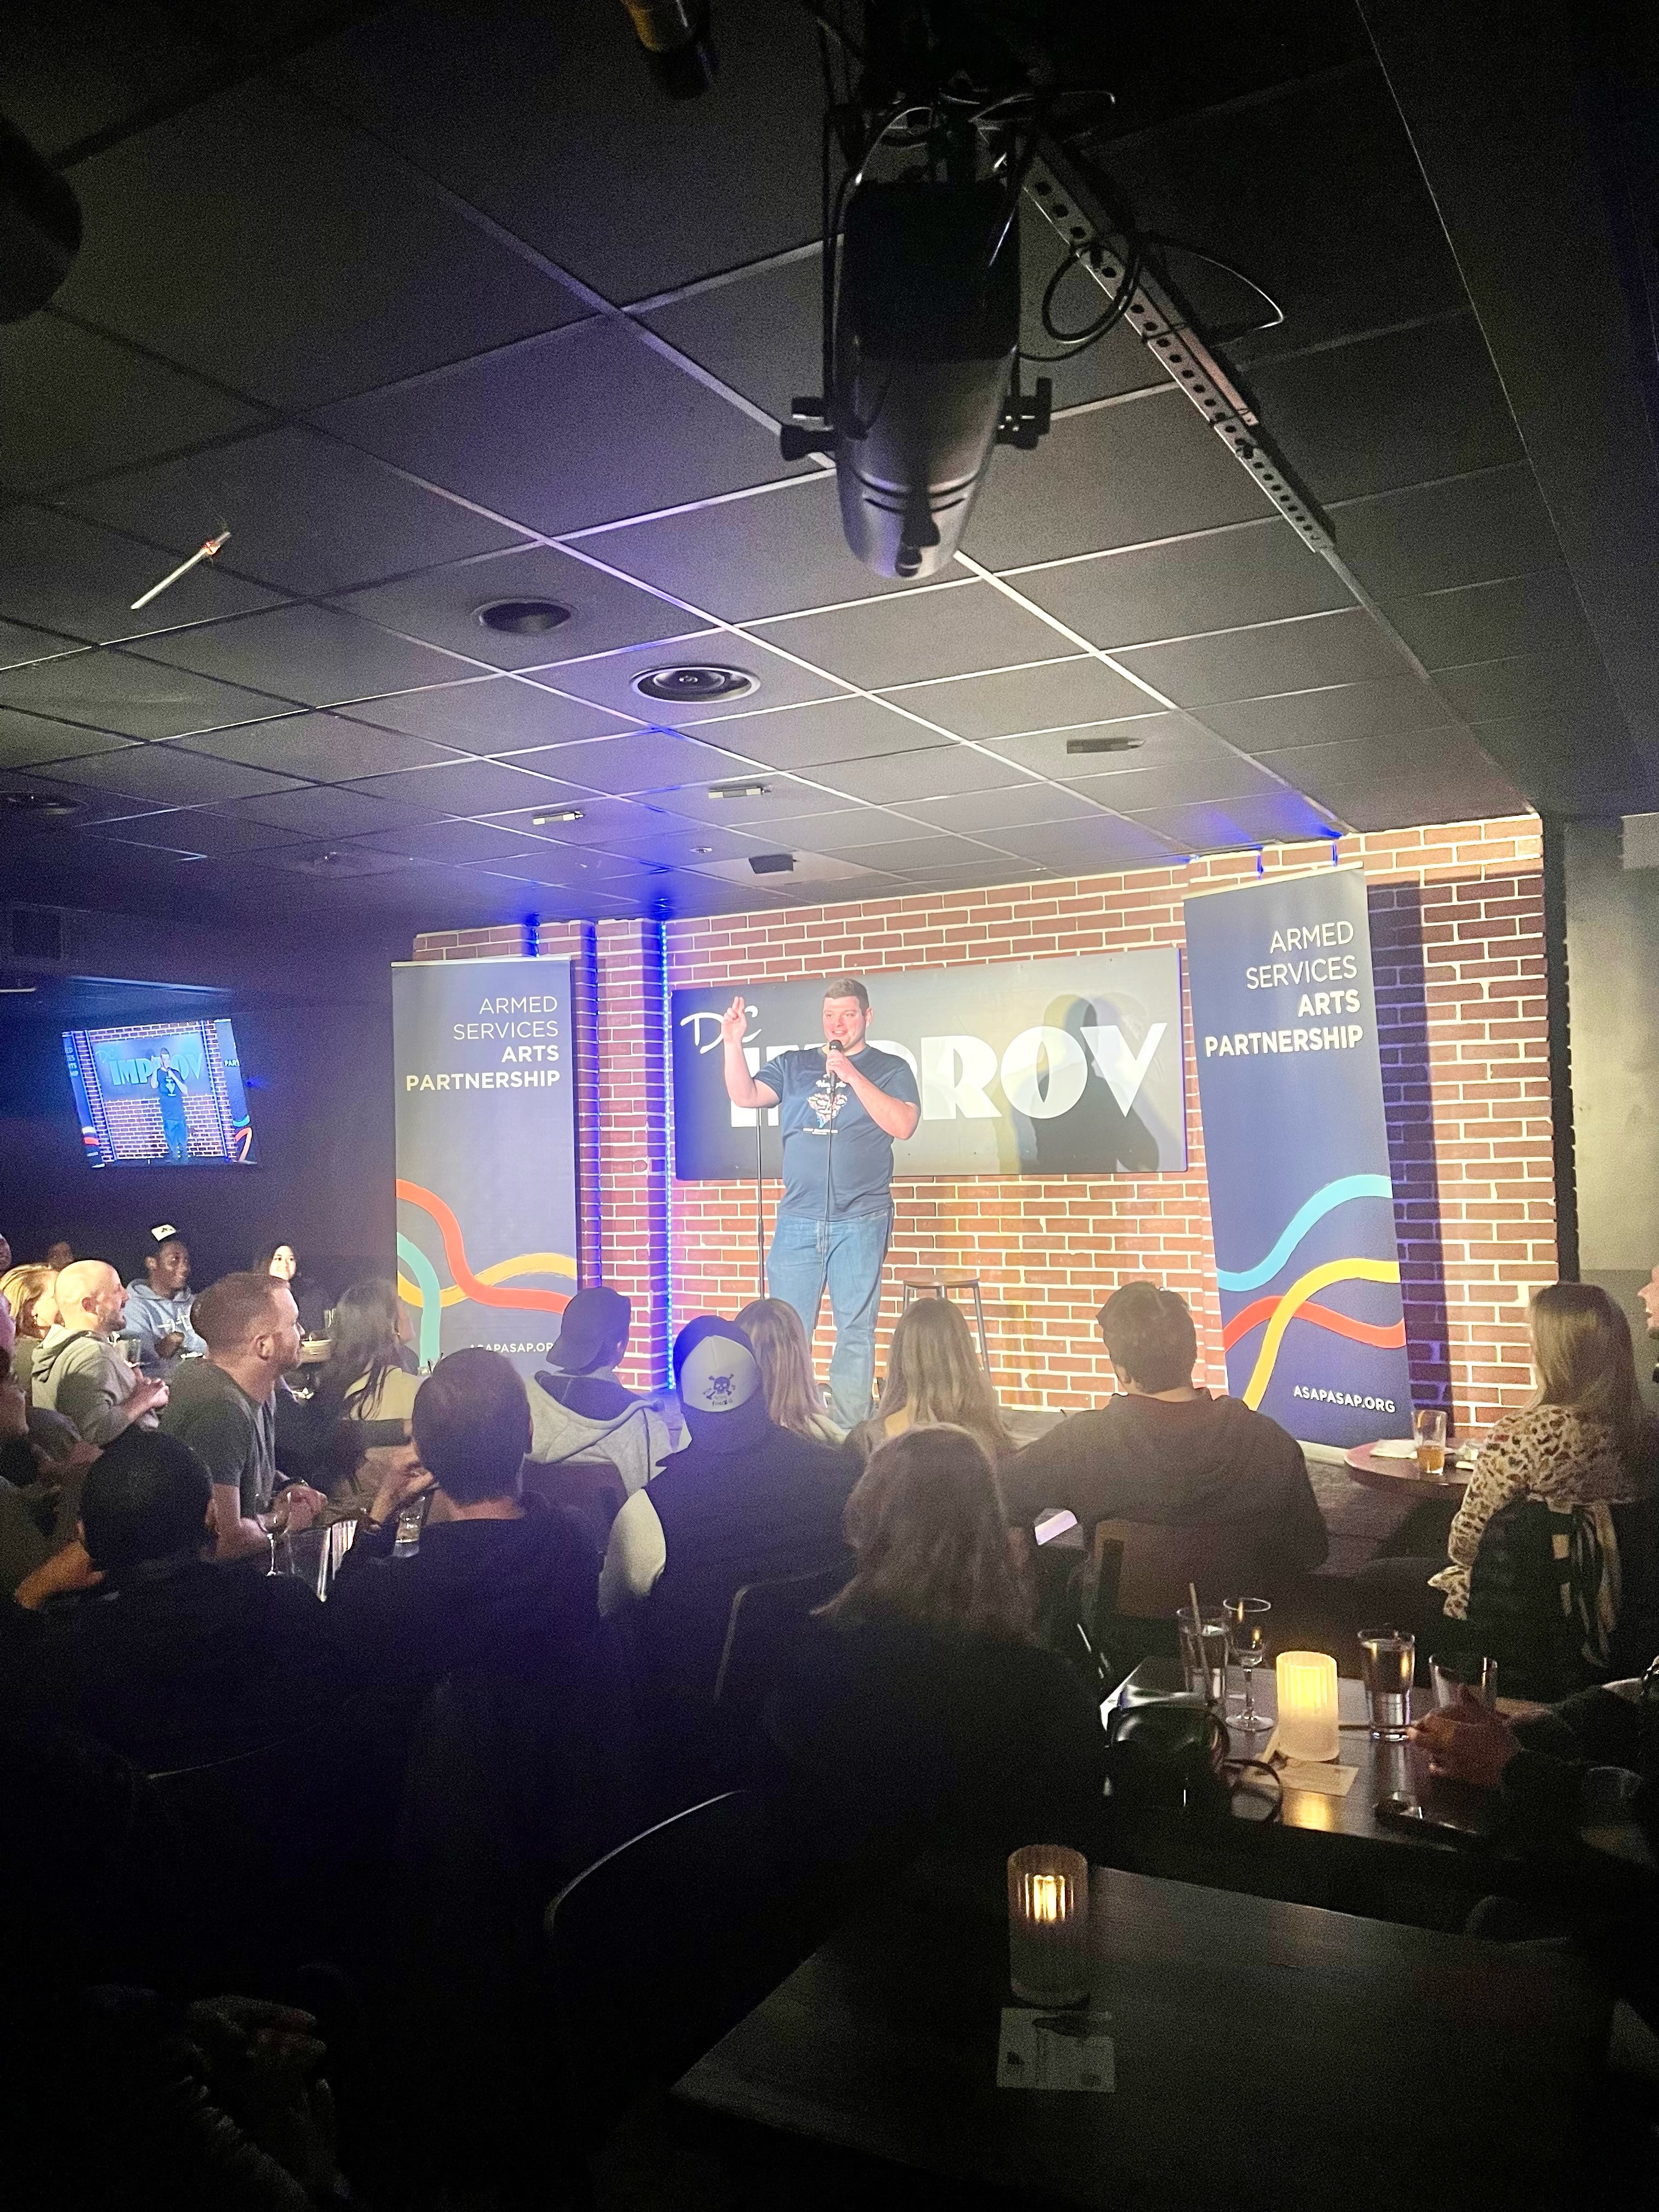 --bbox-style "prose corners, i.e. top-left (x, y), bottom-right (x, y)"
top-left (521, 1458), bottom-right (626, 1553)
top-left (1092, 1516), bottom-right (1265, 1619)
top-left (544, 1790), bottom-right (783, 2112)
top-left (713, 1562), bottom-right (850, 1717)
